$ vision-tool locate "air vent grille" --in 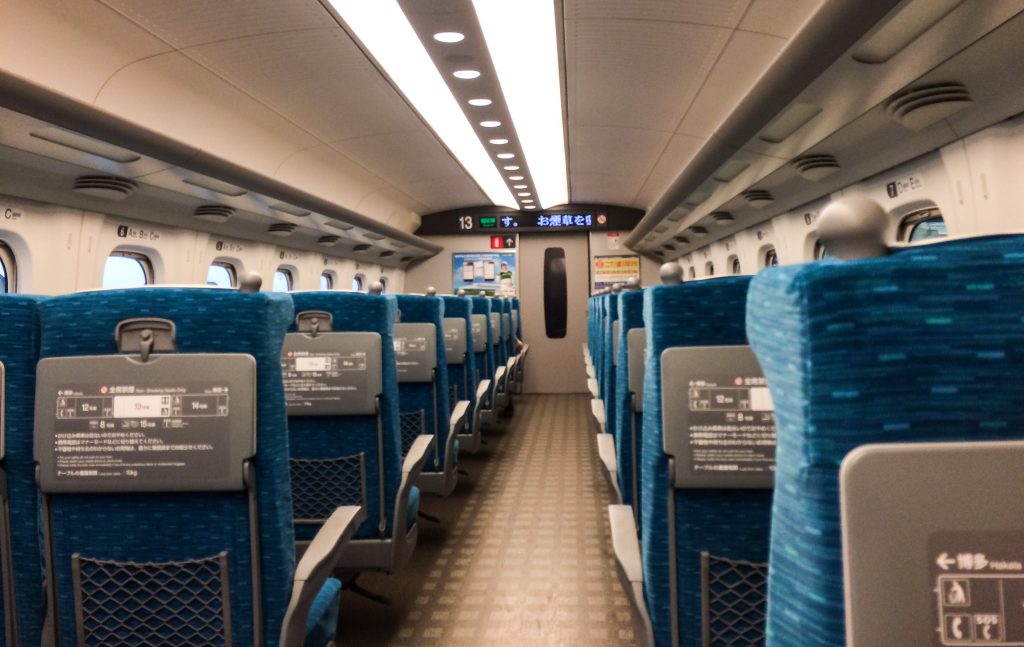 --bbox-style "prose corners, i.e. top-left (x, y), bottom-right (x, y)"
top-left (673, 235), bottom-right (690, 245)
top-left (353, 243), bottom-right (371, 252)
top-left (379, 250), bottom-right (395, 258)
top-left (711, 211), bottom-right (735, 225)
top-left (267, 223), bottom-right (297, 237)
top-left (886, 82), bottom-right (972, 131)
top-left (193, 205), bottom-right (235, 223)
top-left (661, 243), bottom-right (676, 252)
top-left (690, 226), bottom-right (709, 237)
top-left (72, 175), bottom-right (137, 201)
top-left (317, 235), bottom-right (340, 246)
top-left (792, 154), bottom-right (841, 181)
top-left (742, 190), bottom-right (775, 208)
top-left (401, 256), bottom-right (414, 263)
